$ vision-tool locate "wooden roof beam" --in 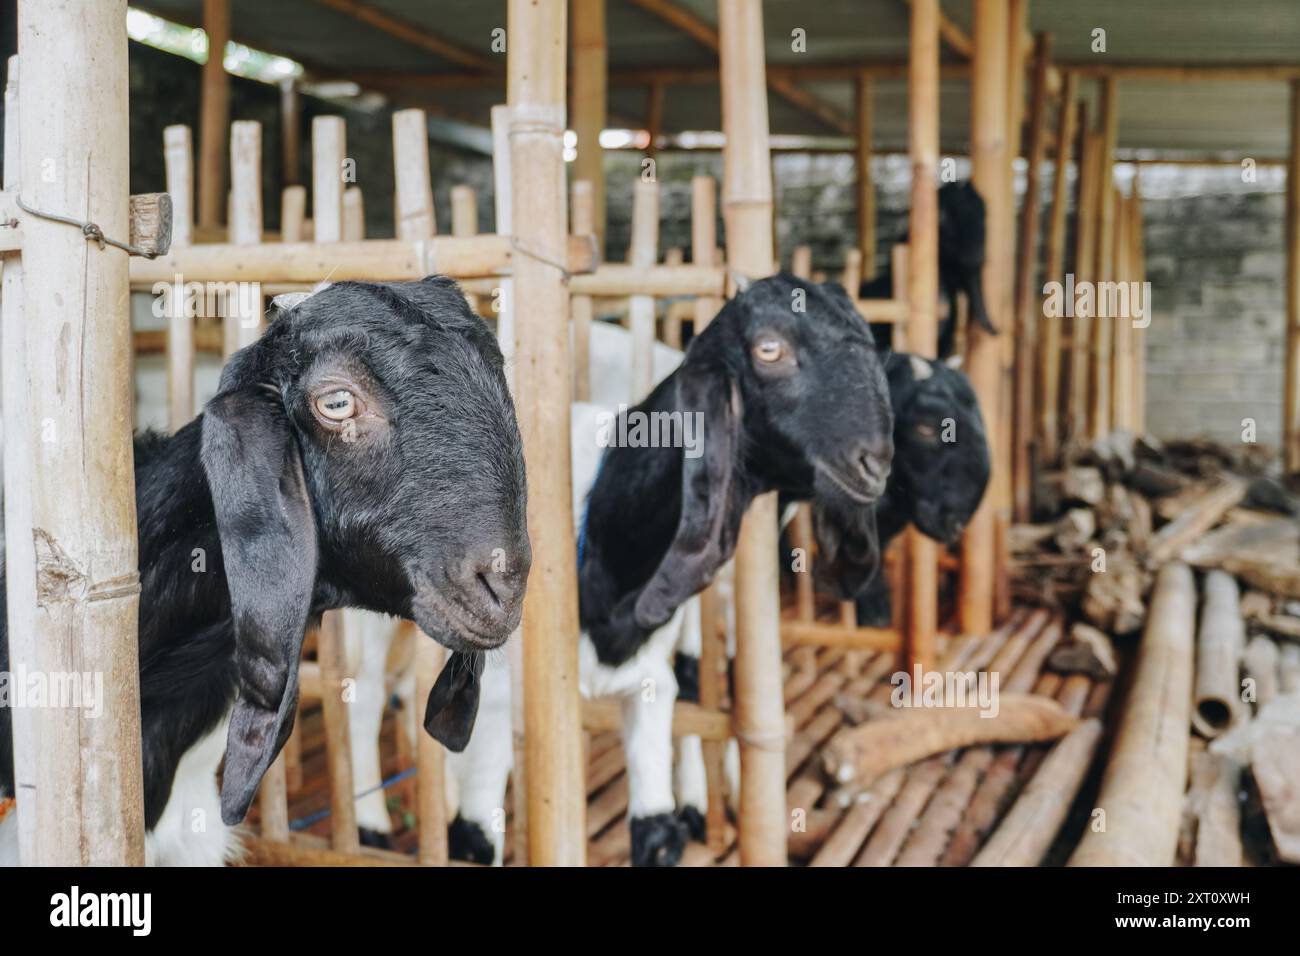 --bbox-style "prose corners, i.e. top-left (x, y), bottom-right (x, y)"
top-left (311, 0), bottom-right (498, 72)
